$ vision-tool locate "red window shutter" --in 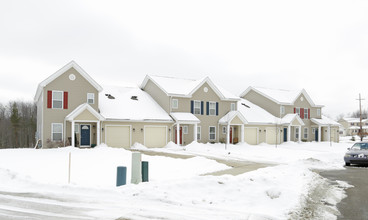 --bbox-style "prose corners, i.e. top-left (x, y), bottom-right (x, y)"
top-left (63, 91), bottom-right (68, 109)
top-left (47, 90), bottom-right (52, 108)
top-left (300, 108), bottom-right (304, 119)
top-left (308, 109), bottom-right (310, 119)
top-left (294, 107), bottom-right (296, 114)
